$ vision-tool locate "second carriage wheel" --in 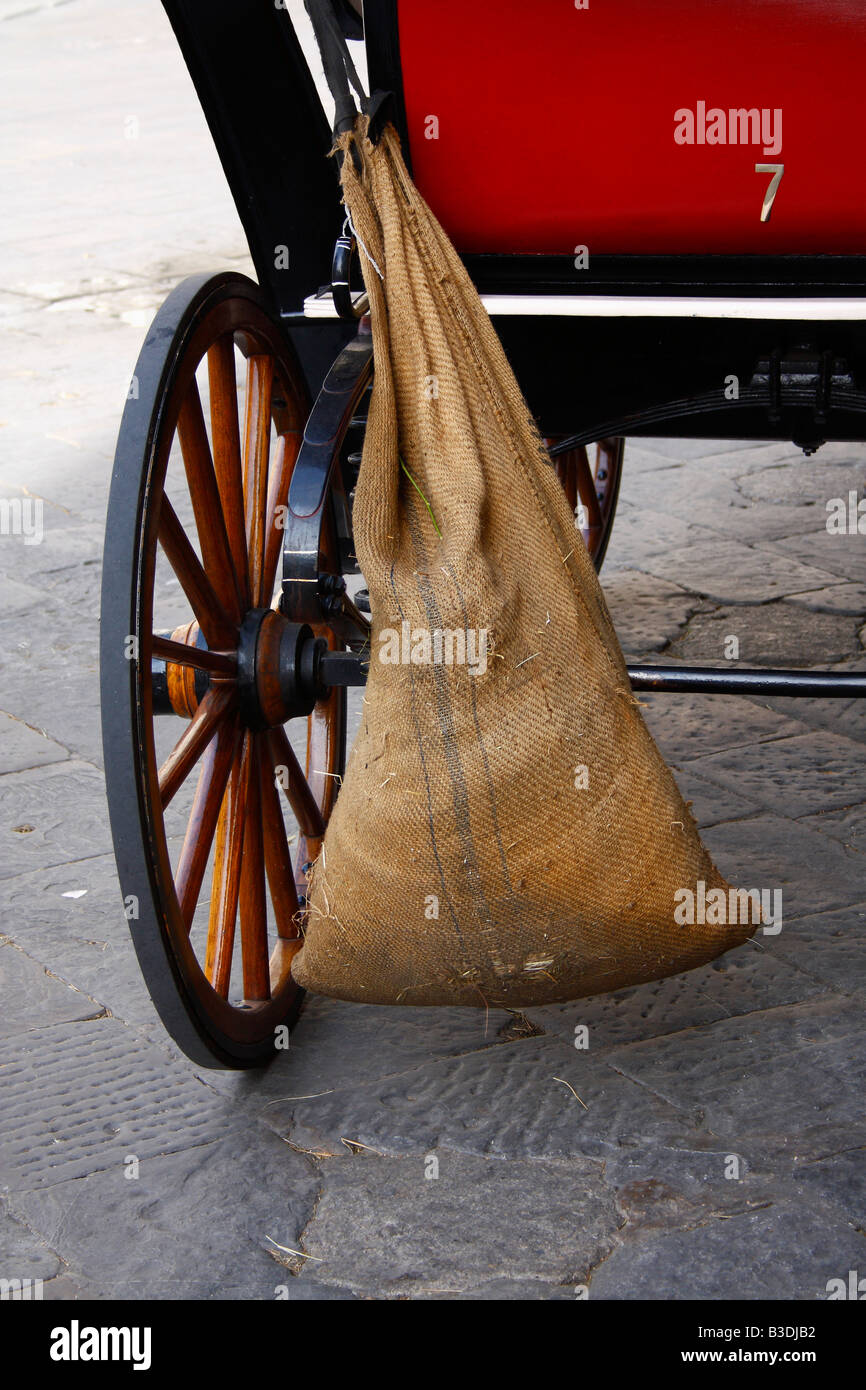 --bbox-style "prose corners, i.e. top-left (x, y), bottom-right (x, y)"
top-left (547, 436), bottom-right (625, 571)
top-left (101, 273), bottom-right (347, 1068)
